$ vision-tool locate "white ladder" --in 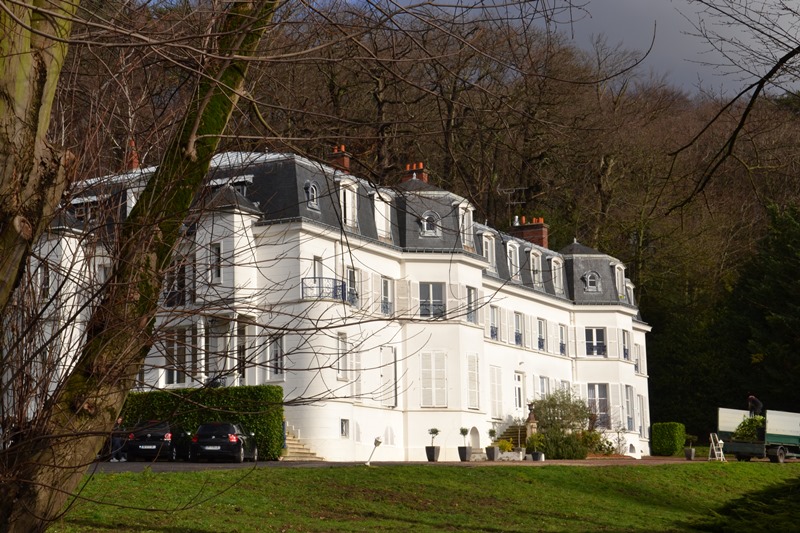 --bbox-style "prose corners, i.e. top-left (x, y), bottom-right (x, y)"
top-left (708, 433), bottom-right (726, 462)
